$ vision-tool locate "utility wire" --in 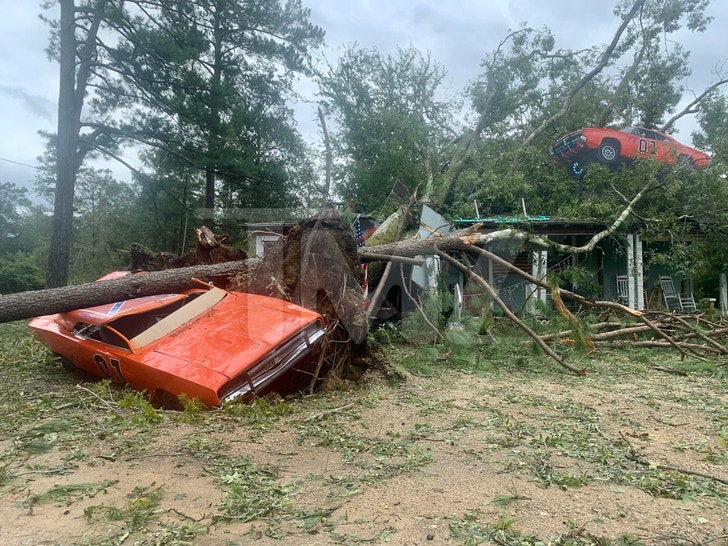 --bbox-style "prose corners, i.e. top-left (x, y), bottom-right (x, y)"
top-left (0, 156), bottom-right (40, 169)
